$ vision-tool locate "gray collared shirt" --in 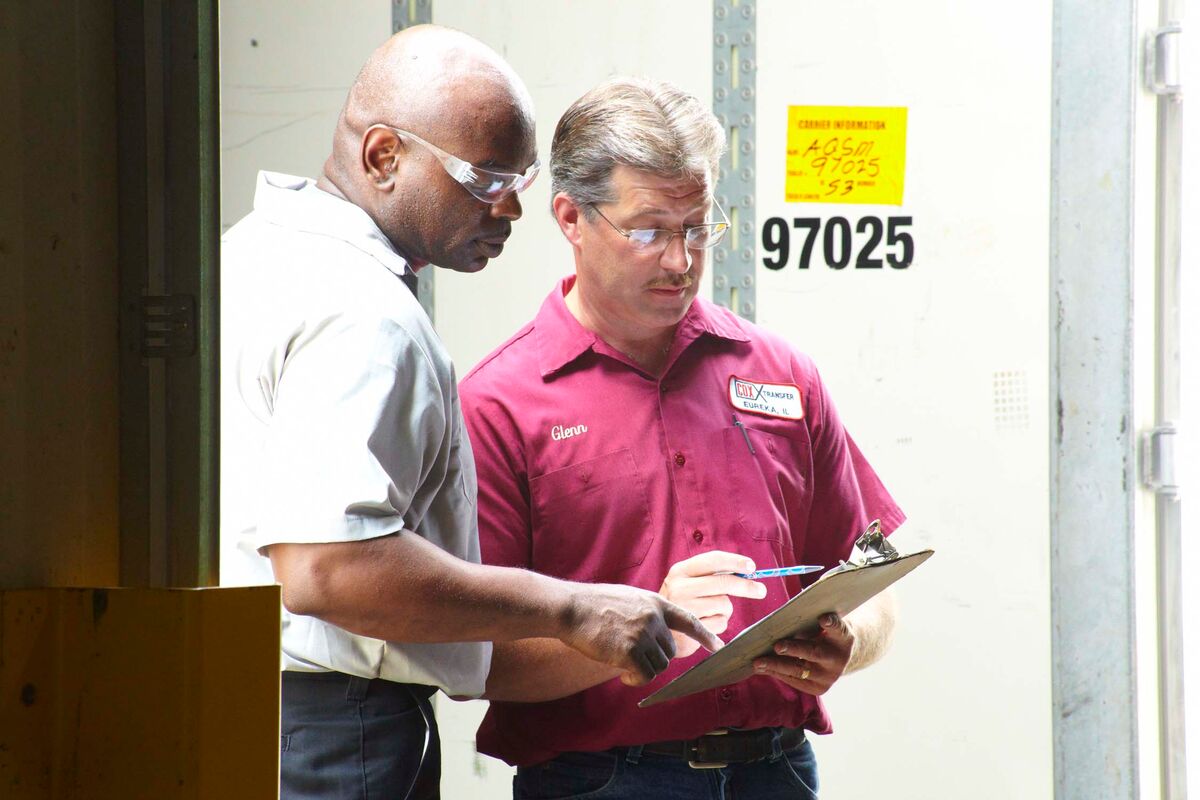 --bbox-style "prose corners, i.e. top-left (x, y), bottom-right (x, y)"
top-left (221, 171), bottom-right (490, 696)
